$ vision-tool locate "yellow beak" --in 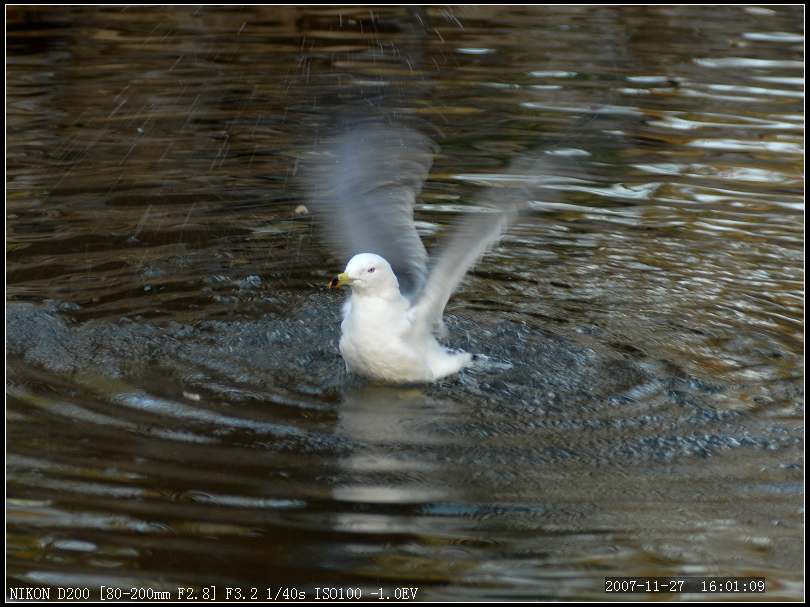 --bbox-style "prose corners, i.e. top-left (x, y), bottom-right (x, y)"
top-left (328, 272), bottom-right (350, 289)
